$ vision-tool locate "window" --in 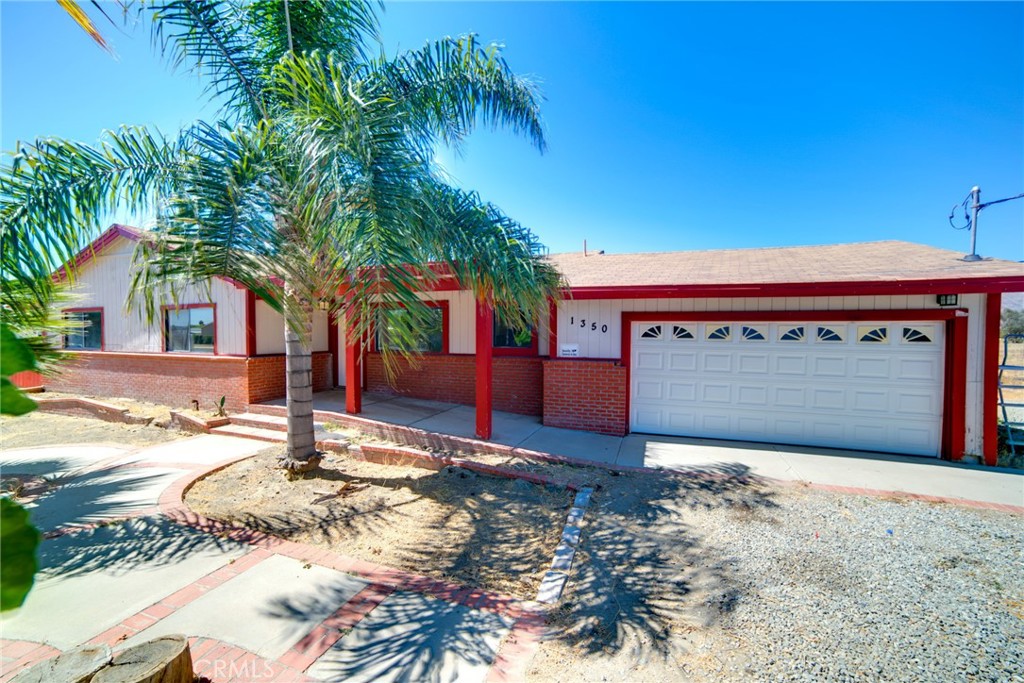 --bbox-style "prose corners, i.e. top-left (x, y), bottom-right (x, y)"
top-left (706, 325), bottom-right (731, 341)
top-left (779, 326), bottom-right (805, 342)
top-left (165, 306), bottom-right (215, 353)
top-left (494, 317), bottom-right (534, 350)
top-left (902, 327), bottom-right (933, 344)
top-left (64, 310), bottom-right (102, 350)
top-left (377, 306), bottom-right (445, 353)
top-left (816, 326), bottom-right (844, 343)
top-left (640, 325), bottom-right (662, 340)
top-left (858, 326), bottom-right (888, 343)
top-left (671, 325), bottom-right (694, 340)
top-left (741, 325), bottom-right (766, 341)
